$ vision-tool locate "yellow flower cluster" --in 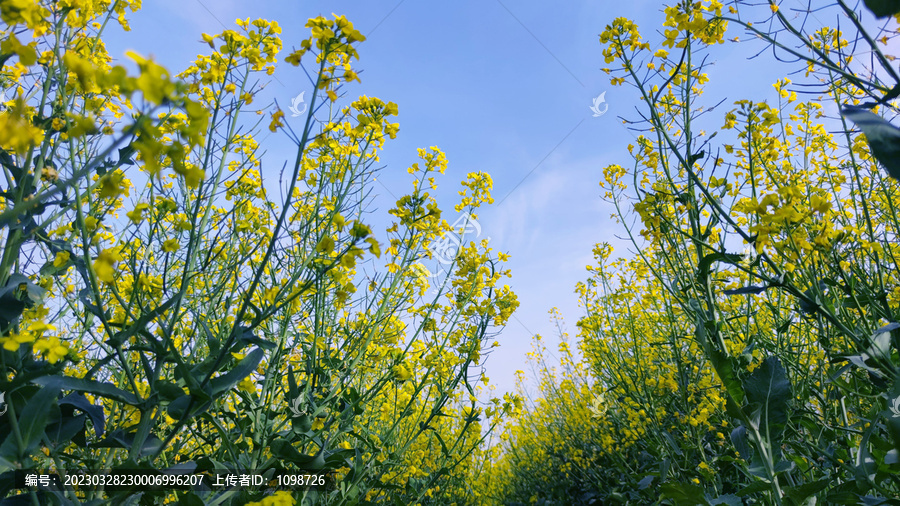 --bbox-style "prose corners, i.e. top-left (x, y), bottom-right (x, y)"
top-left (662, 0), bottom-right (727, 48)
